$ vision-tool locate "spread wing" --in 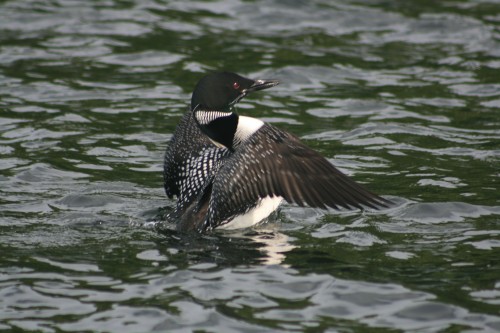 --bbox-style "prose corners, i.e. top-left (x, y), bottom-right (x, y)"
top-left (207, 124), bottom-right (390, 227)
